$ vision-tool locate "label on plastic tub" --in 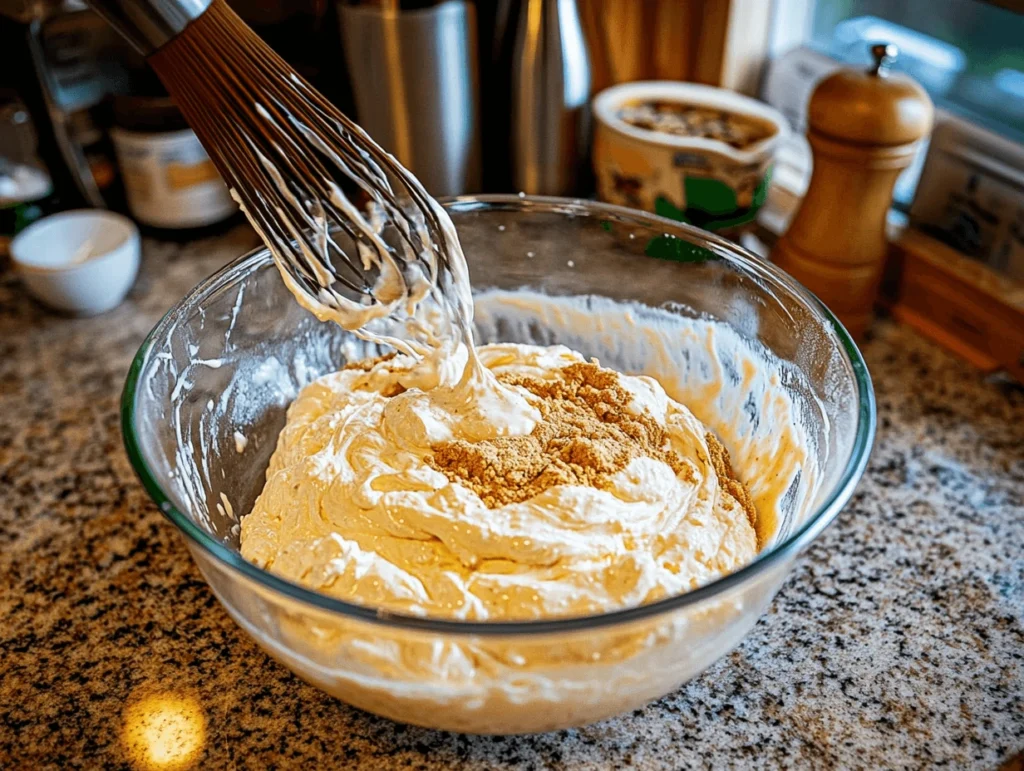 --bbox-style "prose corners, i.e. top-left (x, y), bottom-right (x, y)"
top-left (111, 127), bottom-right (237, 228)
